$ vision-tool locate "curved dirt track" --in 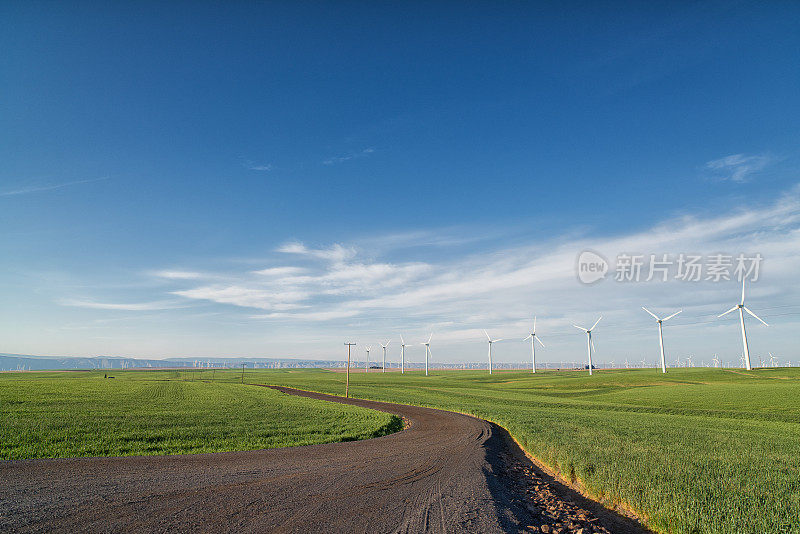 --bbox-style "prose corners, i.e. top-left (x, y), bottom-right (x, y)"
top-left (1, 386), bottom-right (648, 533)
